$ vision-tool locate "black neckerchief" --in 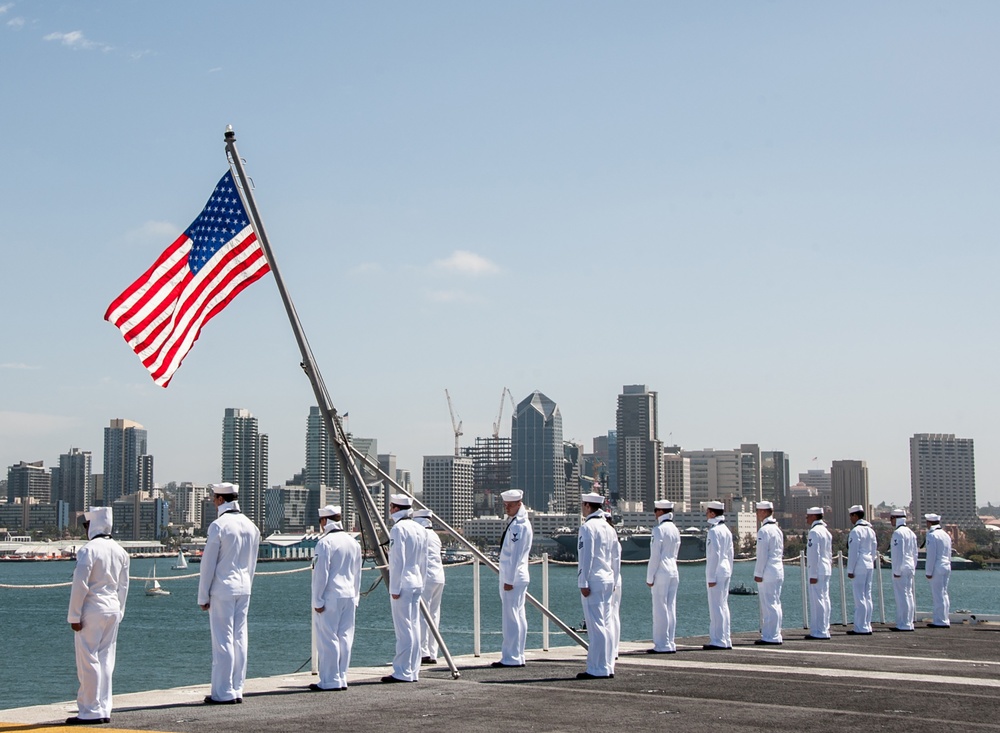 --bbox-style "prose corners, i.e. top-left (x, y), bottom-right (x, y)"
top-left (92, 534), bottom-right (113, 539)
top-left (221, 509), bottom-right (241, 516)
